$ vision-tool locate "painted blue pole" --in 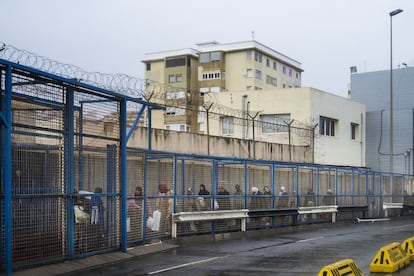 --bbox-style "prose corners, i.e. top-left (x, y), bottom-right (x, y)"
top-left (3, 64), bottom-right (13, 275)
top-left (65, 87), bottom-right (75, 258)
top-left (79, 103), bottom-right (84, 190)
top-left (271, 164), bottom-right (275, 208)
top-left (243, 160), bottom-right (248, 209)
top-left (142, 154), bottom-right (148, 239)
top-left (126, 104), bottom-right (146, 142)
top-left (120, 99), bottom-right (128, 252)
top-left (173, 155), bottom-right (178, 214)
